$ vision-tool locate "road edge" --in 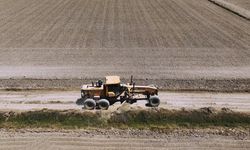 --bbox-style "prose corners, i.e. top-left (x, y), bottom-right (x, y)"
top-left (0, 78), bottom-right (250, 92)
top-left (208, 0), bottom-right (250, 20)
